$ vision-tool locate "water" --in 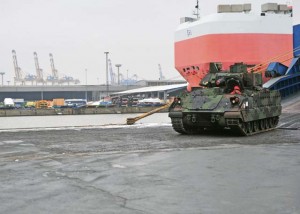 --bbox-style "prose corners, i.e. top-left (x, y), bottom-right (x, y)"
top-left (0, 112), bottom-right (171, 130)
